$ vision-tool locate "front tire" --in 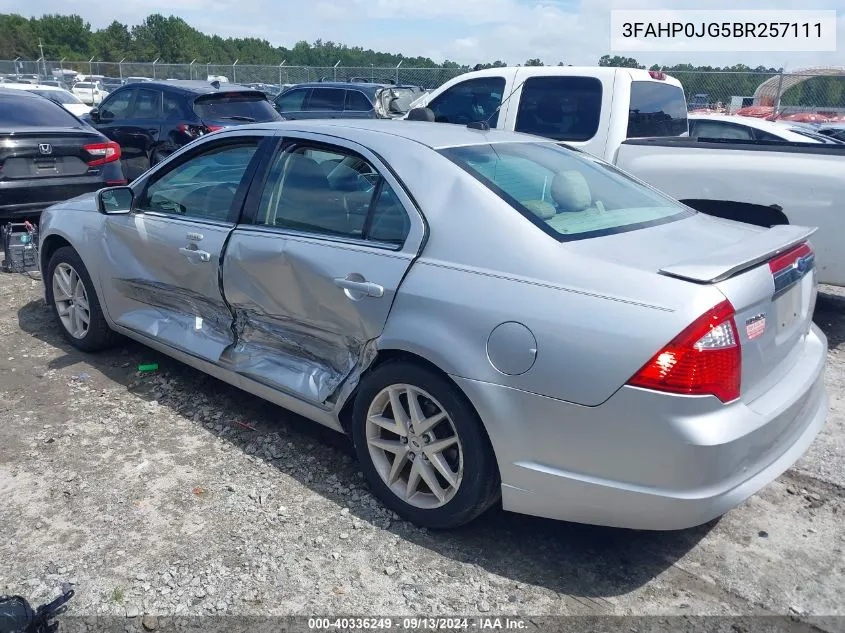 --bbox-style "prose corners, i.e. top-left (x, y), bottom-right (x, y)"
top-left (352, 360), bottom-right (500, 529)
top-left (45, 246), bottom-right (118, 352)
